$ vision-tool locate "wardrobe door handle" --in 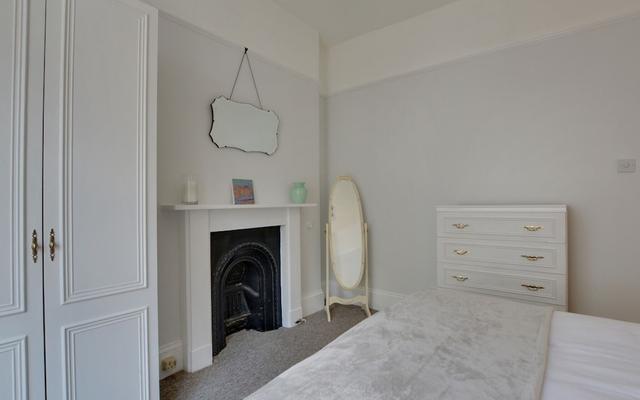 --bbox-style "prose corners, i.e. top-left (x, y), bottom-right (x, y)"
top-left (49, 229), bottom-right (56, 261)
top-left (31, 230), bottom-right (40, 263)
